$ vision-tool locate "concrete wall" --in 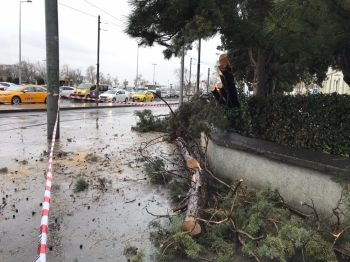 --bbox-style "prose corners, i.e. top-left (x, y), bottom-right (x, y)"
top-left (202, 132), bottom-right (349, 217)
